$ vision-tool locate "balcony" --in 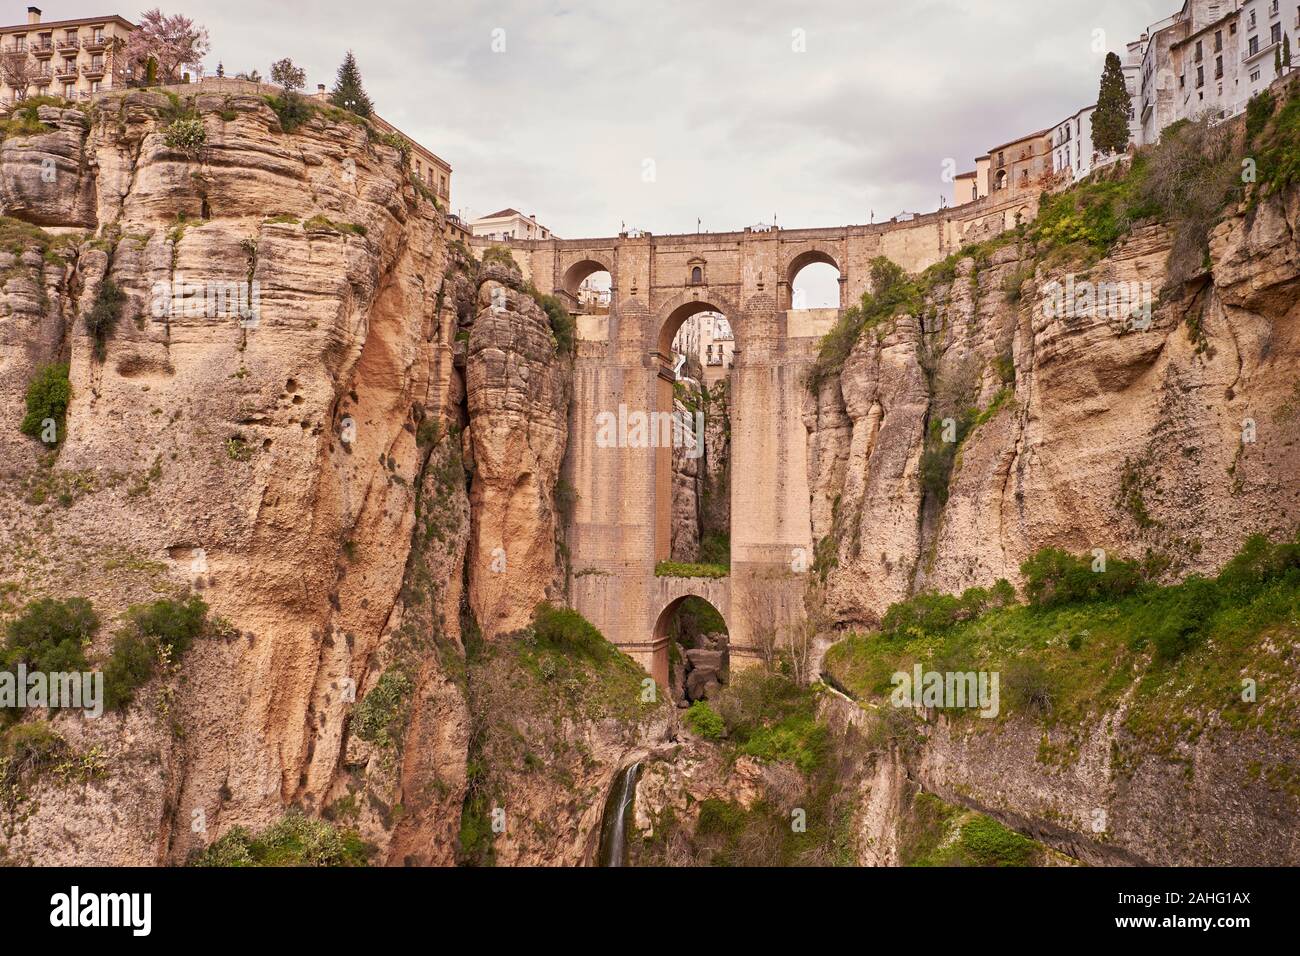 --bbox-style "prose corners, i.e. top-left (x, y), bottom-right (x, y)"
top-left (55, 38), bottom-right (80, 52)
top-left (54, 63), bottom-right (79, 81)
top-left (31, 40), bottom-right (54, 57)
top-left (83, 35), bottom-right (109, 52)
top-left (3, 43), bottom-right (27, 54)
top-left (81, 62), bottom-right (105, 78)
top-left (1243, 40), bottom-right (1280, 64)
top-left (32, 70), bottom-right (52, 86)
